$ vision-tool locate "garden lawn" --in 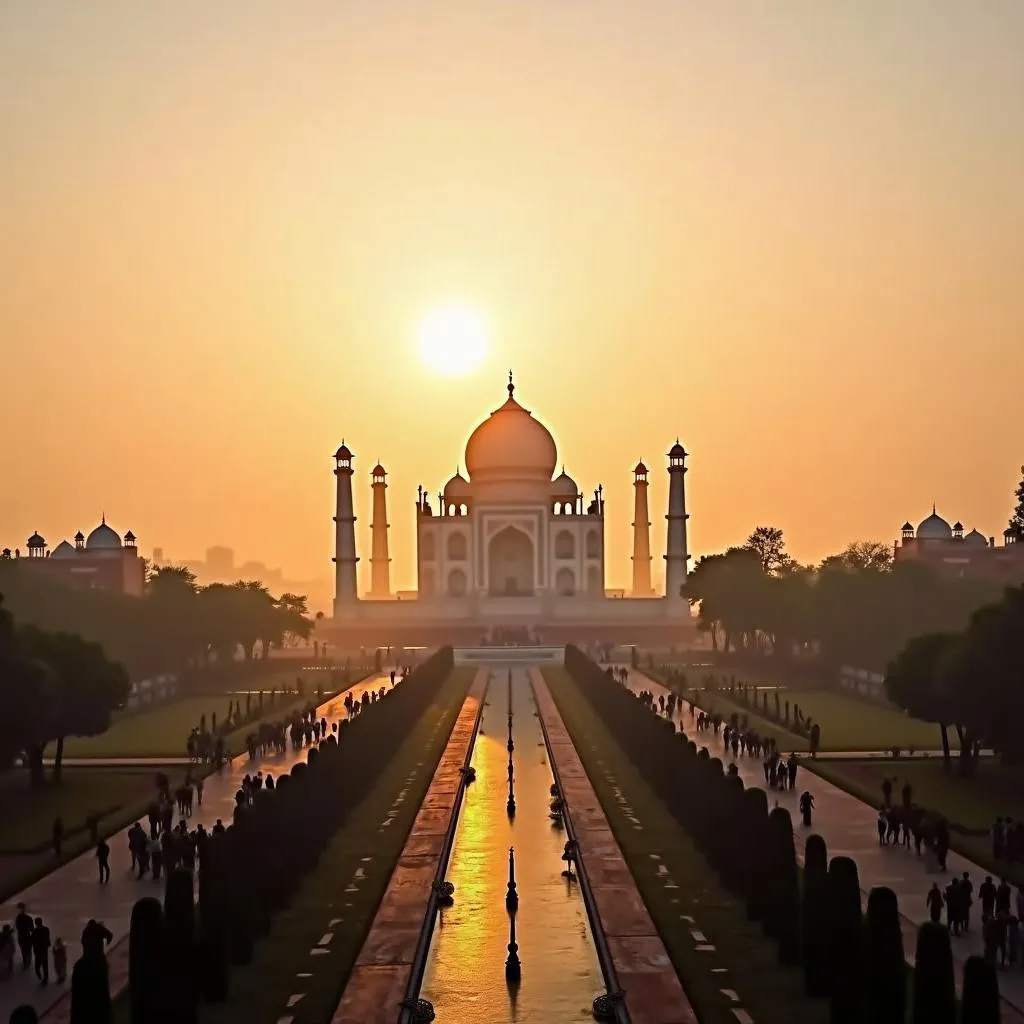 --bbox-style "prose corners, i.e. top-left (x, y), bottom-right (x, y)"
top-left (543, 666), bottom-right (827, 1024)
top-left (185, 665), bottom-right (476, 1024)
top-left (0, 767), bottom-right (171, 852)
top-left (684, 687), bottom-right (948, 753)
top-left (56, 692), bottom-right (319, 760)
